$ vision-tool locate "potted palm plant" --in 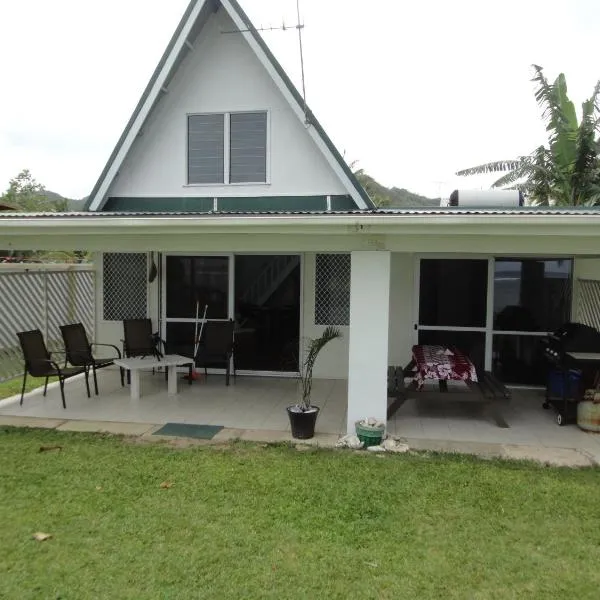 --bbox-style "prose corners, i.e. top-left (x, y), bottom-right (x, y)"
top-left (287, 326), bottom-right (342, 439)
